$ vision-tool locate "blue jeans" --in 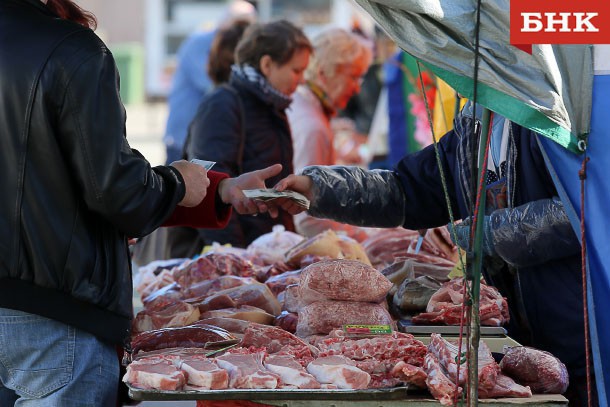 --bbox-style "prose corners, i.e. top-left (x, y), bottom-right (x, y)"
top-left (0, 308), bottom-right (119, 407)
